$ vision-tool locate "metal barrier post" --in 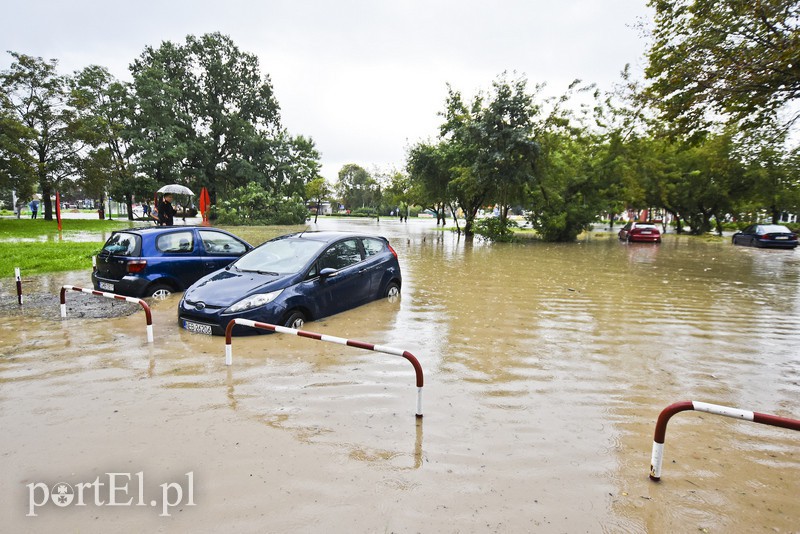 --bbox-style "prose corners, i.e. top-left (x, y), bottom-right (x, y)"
top-left (60, 285), bottom-right (154, 343)
top-left (15, 267), bottom-right (23, 305)
top-left (650, 400), bottom-right (800, 481)
top-left (225, 318), bottom-right (424, 417)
